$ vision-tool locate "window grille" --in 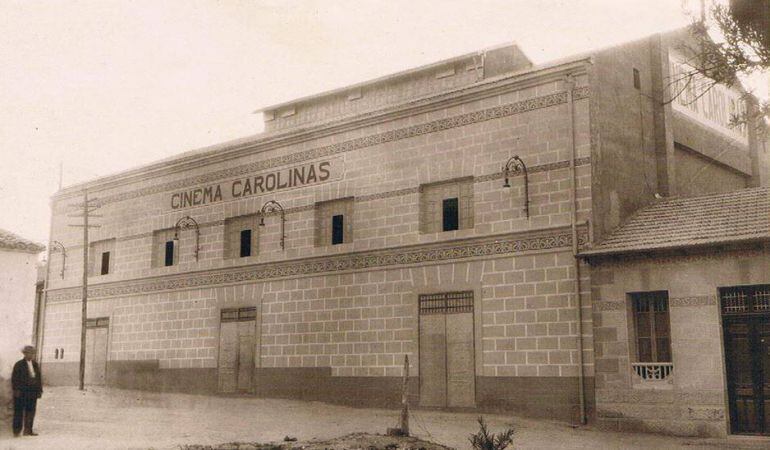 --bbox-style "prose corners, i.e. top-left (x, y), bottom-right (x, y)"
top-left (86, 317), bottom-right (109, 328)
top-left (419, 291), bottom-right (473, 315)
top-left (720, 285), bottom-right (770, 315)
top-left (221, 306), bottom-right (257, 322)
